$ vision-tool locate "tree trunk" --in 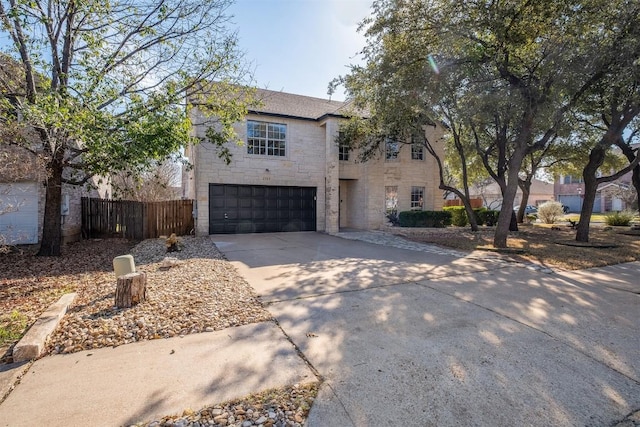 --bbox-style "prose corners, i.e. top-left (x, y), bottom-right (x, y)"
top-left (37, 155), bottom-right (64, 256)
top-left (493, 155), bottom-right (524, 248)
top-left (632, 165), bottom-right (640, 210)
top-left (494, 187), bottom-right (519, 247)
top-left (617, 142), bottom-right (640, 210)
top-left (115, 272), bottom-right (147, 308)
top-left (516, 180), bottom-right (531, 223)
top-left (462, 202), bottom-right (480, 232)
top-left (576, 145), bottom-right (606, 242)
